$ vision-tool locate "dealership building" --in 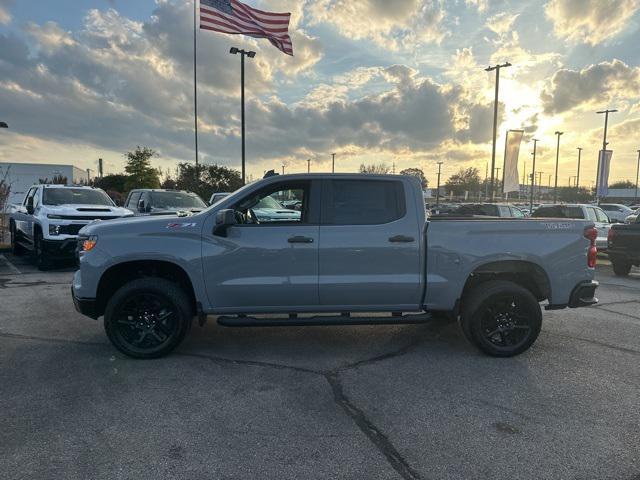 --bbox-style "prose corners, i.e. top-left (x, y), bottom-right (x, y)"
top-left (0, 162), bottom-right (90, 206)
